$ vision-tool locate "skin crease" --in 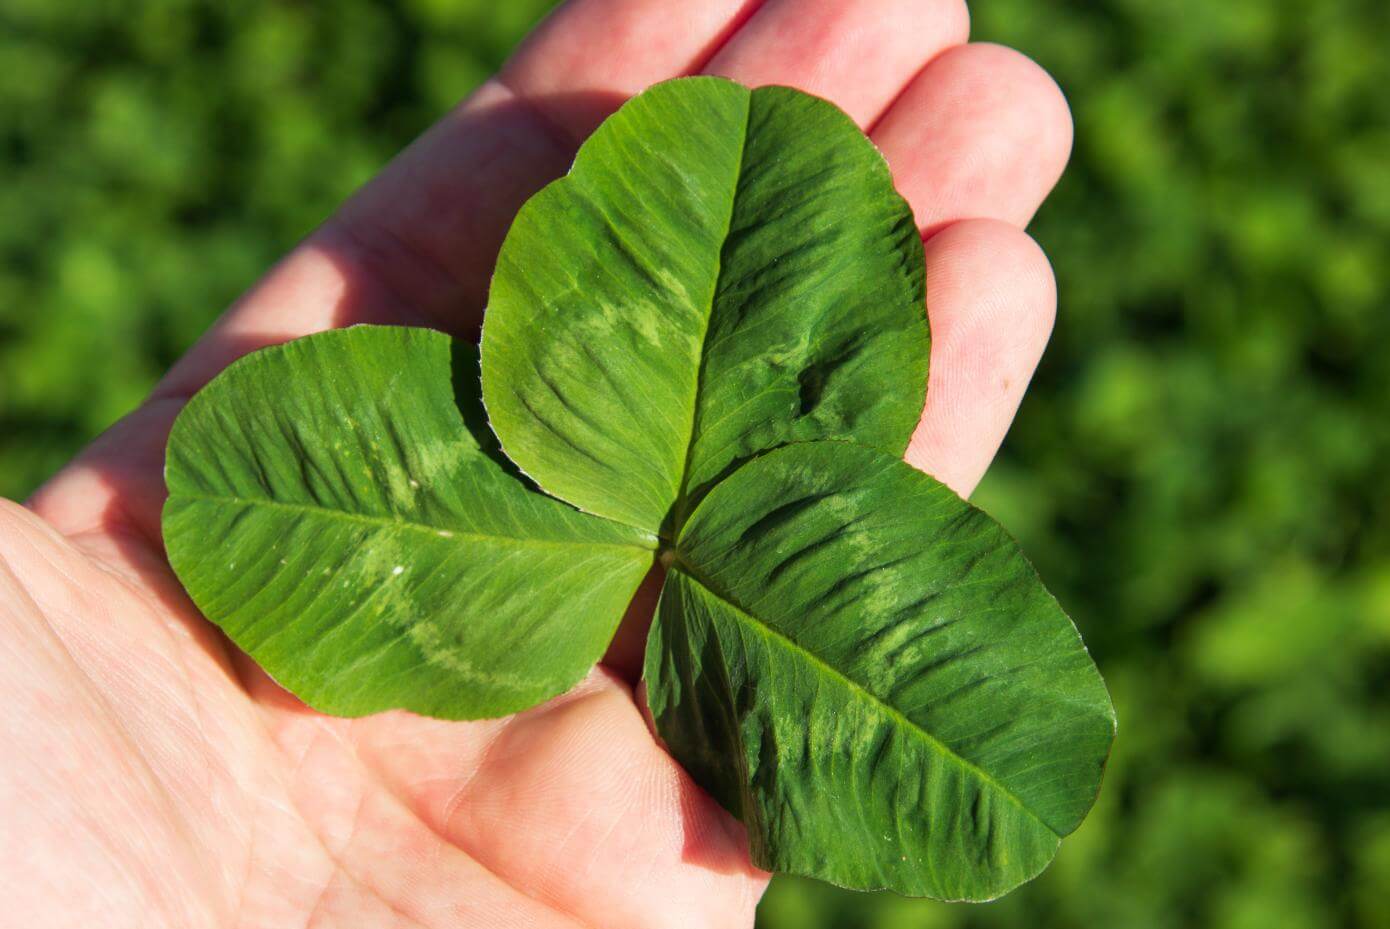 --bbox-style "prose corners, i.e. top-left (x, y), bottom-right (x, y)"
top-left (2, 1), bottom-right (1075, 926)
